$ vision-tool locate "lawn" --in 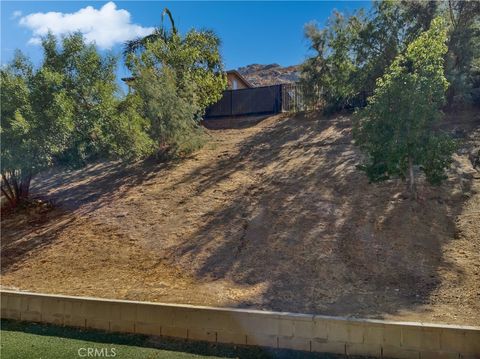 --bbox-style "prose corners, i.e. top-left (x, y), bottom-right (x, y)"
top-left (0, 320), bottom-right (349, 359)
top-left (1, 320), bottom-right (226, 359)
